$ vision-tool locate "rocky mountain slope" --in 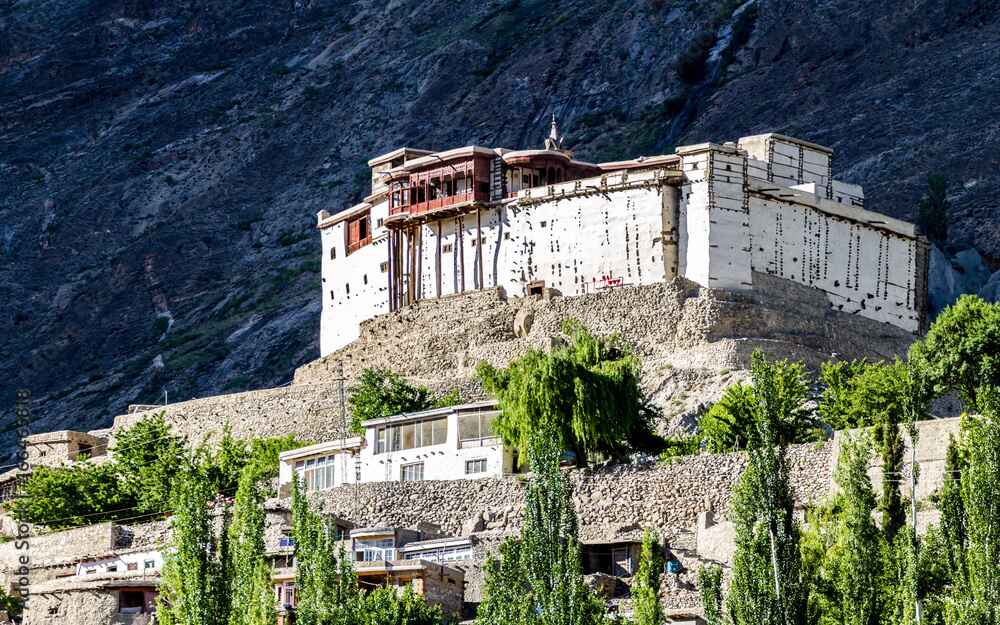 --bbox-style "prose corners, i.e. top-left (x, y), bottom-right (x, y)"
top-left (2, 0), bottom-right (998, 452)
